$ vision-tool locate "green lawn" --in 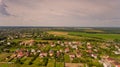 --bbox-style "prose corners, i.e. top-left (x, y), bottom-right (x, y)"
top-left (56, 62), bottom-right (64, 67)
top-left (0, 63), bottom-right (46, 67)
top-left (24, 57), bottom-right (32, 64)
top-left (47, 59), bottom-right (55, 67)
top-left (0, 63), bottom-right (21, 67)
top-left (32, 57), bottom-right (43, 65)
top-left (64, 54), bottom-right (70, 63)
